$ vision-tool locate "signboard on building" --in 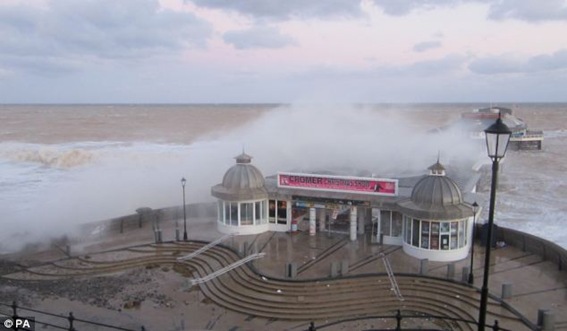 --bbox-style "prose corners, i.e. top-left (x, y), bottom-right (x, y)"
top-left (293, 196), bottom-right (370, 209)
top-left (278, 172), bottom-right (398, 196)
